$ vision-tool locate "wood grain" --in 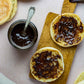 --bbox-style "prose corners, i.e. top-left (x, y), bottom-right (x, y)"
top-left (61, 0), bottom-right (77, 13)
top-left (29, 12), bottom-right (77, 84)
